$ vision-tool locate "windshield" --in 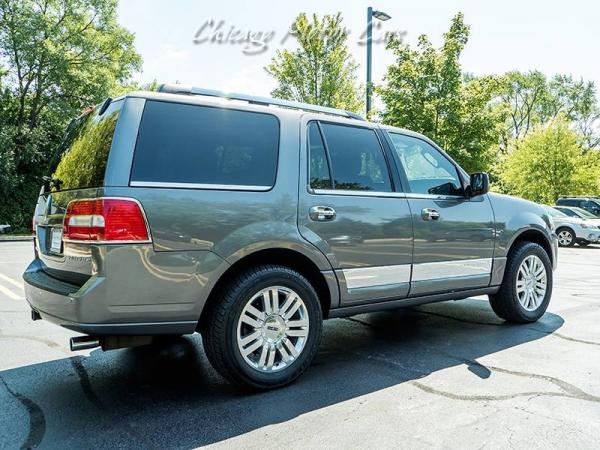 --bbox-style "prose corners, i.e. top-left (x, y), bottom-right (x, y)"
top-left (571, 207), bottom-right (597, 219)
top-left (50, 99), bottom-right (123, 191)
top-left (549, 208), bottom-right (567, 218)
